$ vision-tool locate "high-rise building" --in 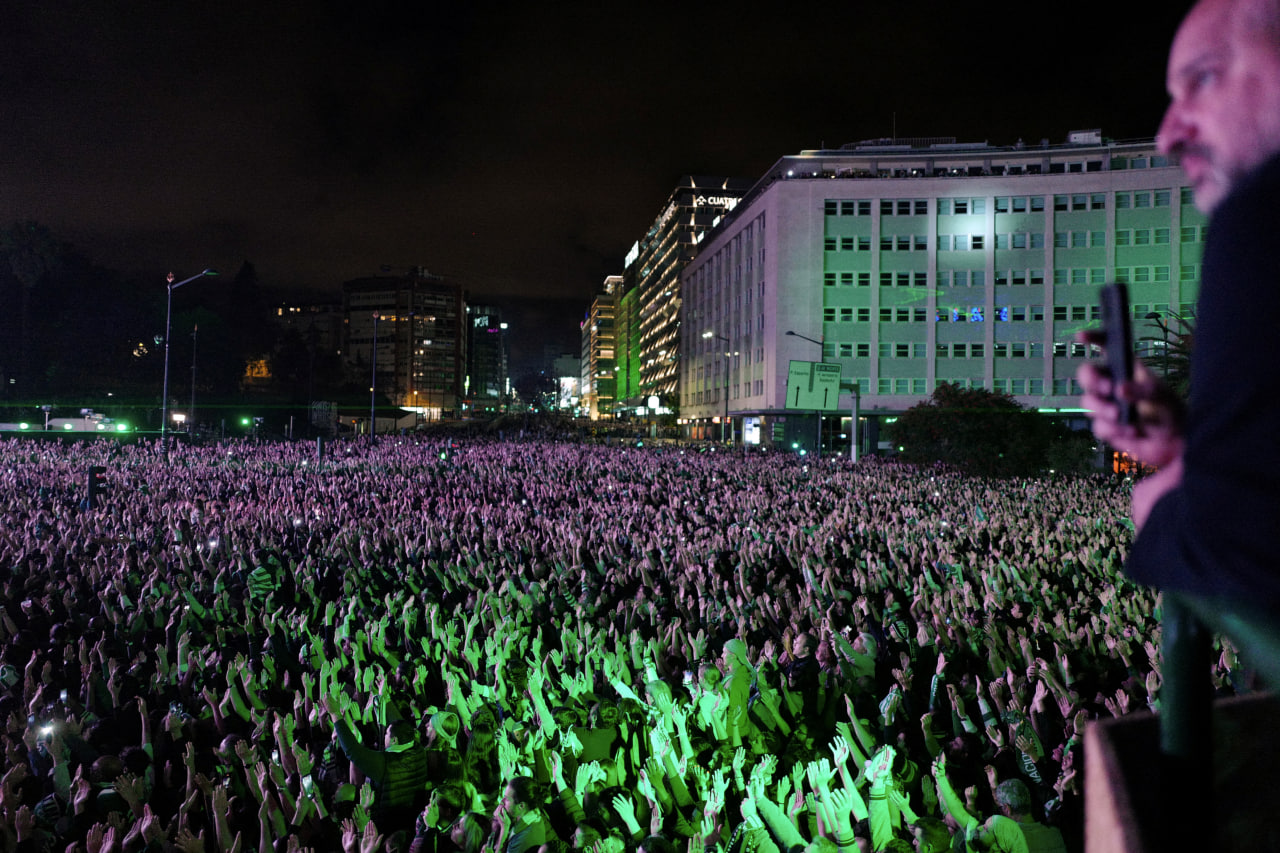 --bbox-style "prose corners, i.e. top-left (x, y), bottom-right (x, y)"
top-left (343, 270), bottom-right (465, 420)
top-left (624, 176), bottom-right (753, 410)
top-left (580, 276), bottom-right (619, 420)
top-left (465, 305), bottom-right (510, 416)
top-left (680, 133), bottom-right (1206, 449)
